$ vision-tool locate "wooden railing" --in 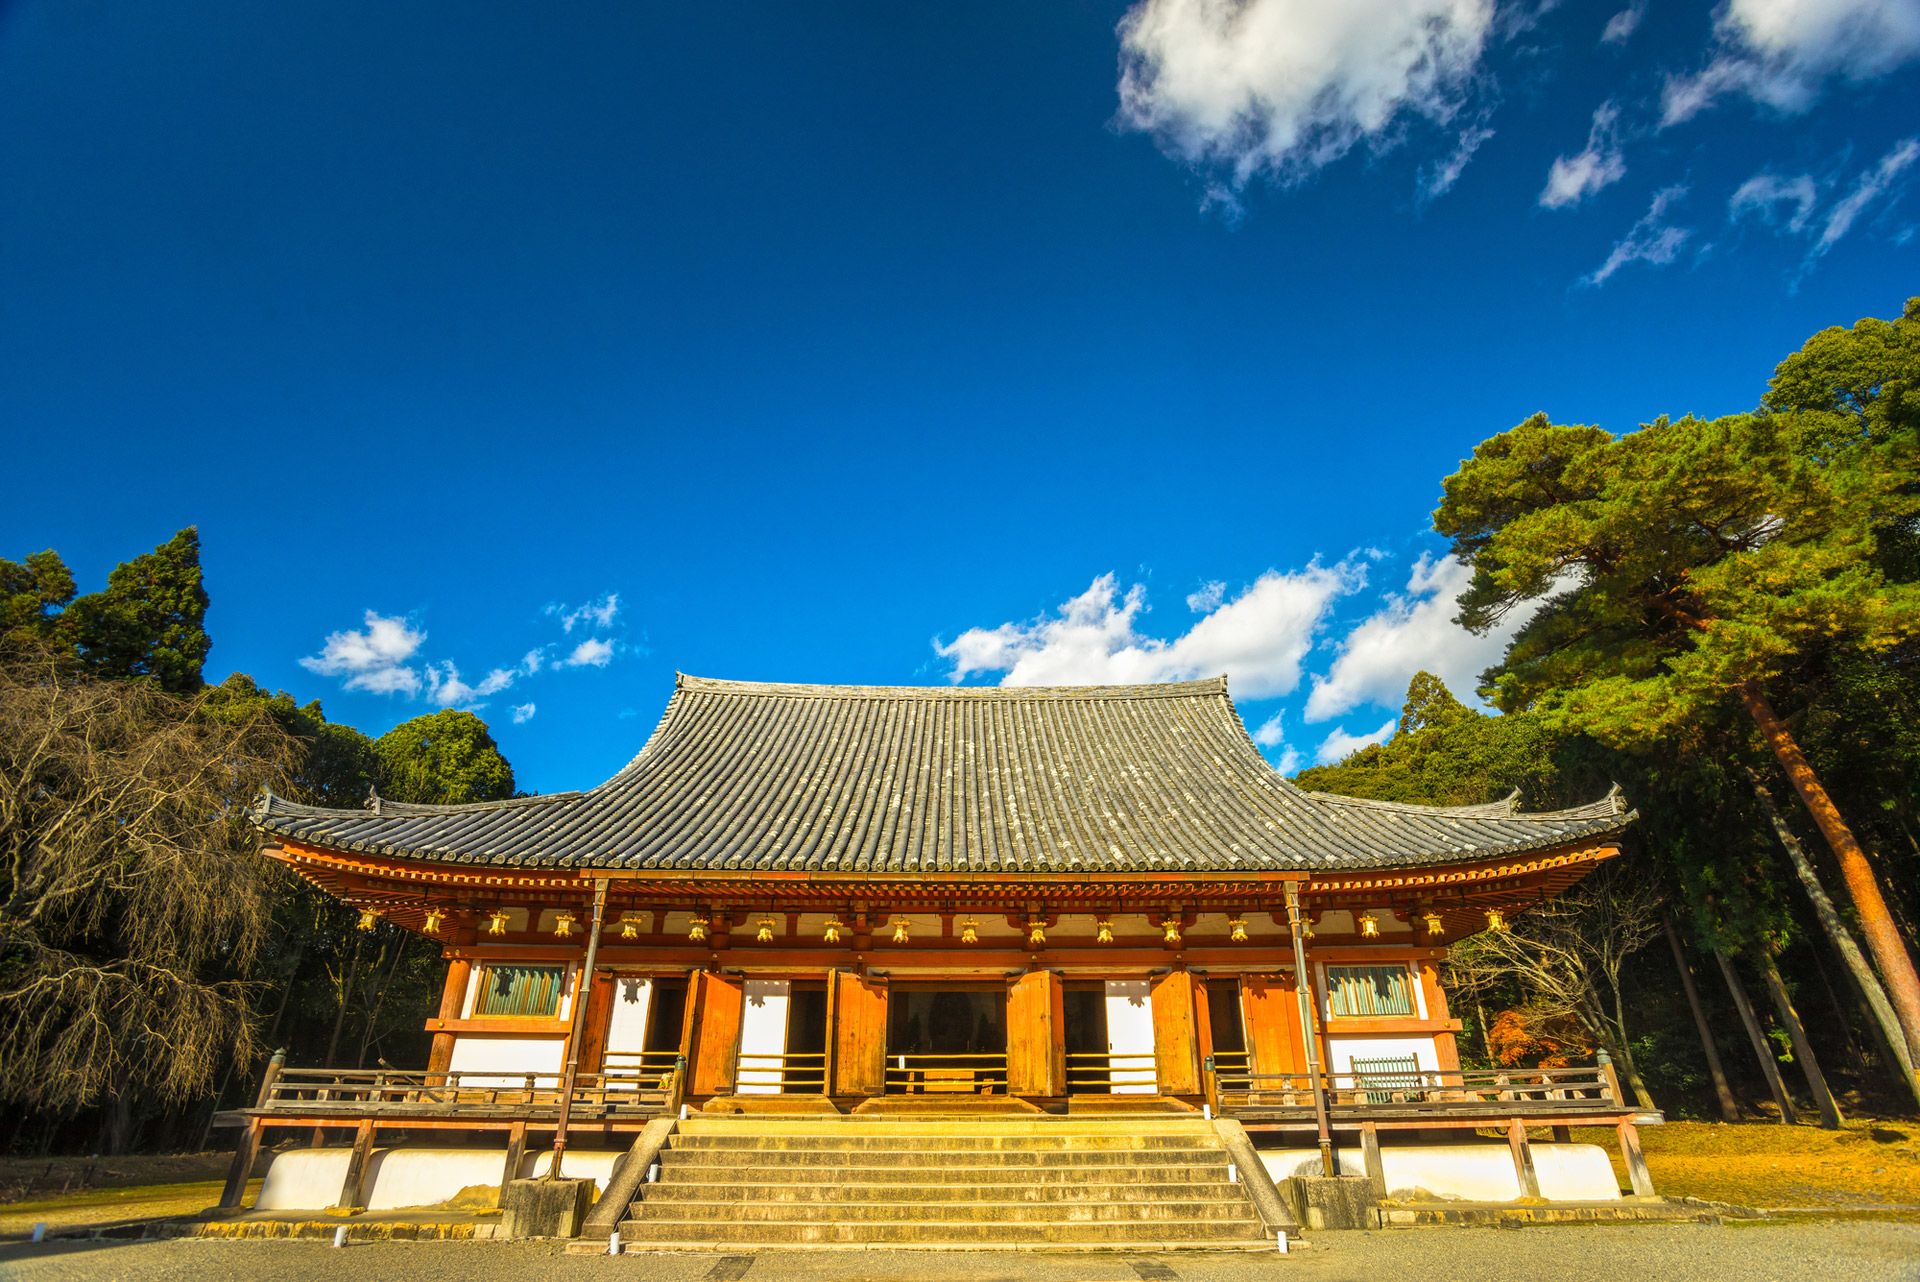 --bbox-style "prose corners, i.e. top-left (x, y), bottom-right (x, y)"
top-left (256, 1061), bottom-right (684, 1119)
top-left (1206, 1060), bottom-right (1623, 1118)
top-left (884, 1053), bottom-right (1008, 1095)
top-left (1065, 1052), bottom-right (1158, 1094)
top-left (735, 1051), bottom-right (828, 1093)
